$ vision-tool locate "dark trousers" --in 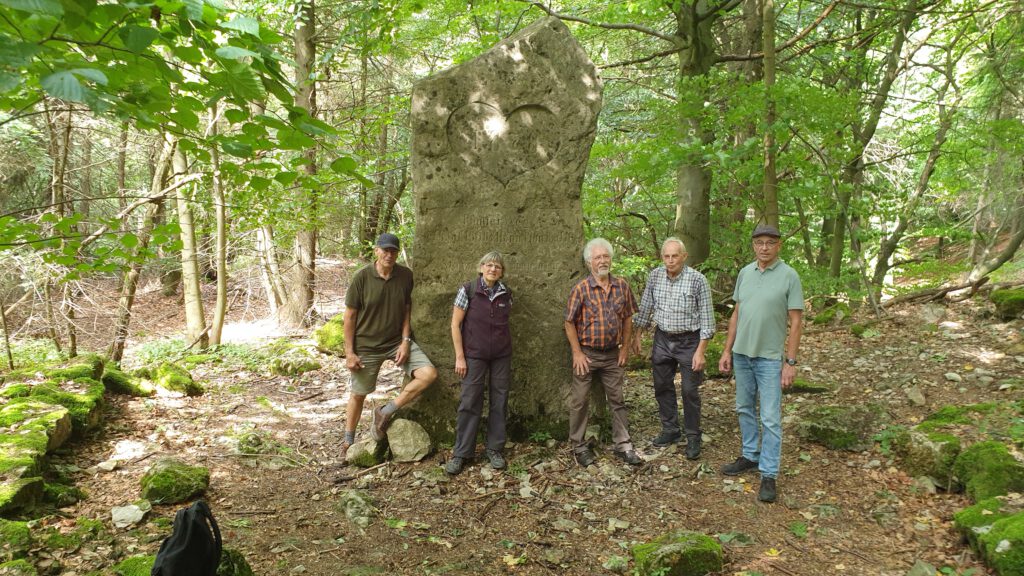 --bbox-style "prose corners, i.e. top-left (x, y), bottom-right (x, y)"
top-left (651, 329), bottom-right (703, 438)
top-left (453, 356), bottom-right (511, 458)
top-left (568, 347), bottom-right (633, 452)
